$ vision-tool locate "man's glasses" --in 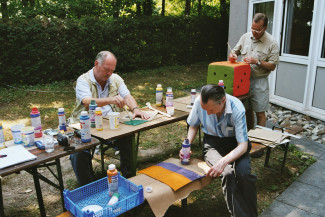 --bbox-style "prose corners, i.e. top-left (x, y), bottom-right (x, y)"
top-left (251, 28), bottom-right (265, 34)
